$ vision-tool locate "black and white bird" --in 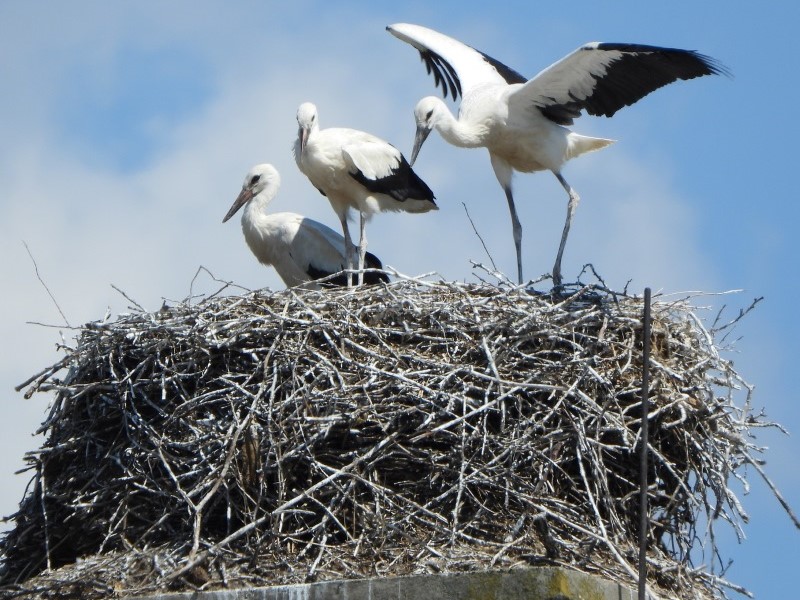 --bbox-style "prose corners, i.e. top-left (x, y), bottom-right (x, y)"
top-left (223, 163), bottom-right (389, 288)
top-left (294, 102), bottom-right (437, 286)
top-left (388, 23), bottom-right (726, 286)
